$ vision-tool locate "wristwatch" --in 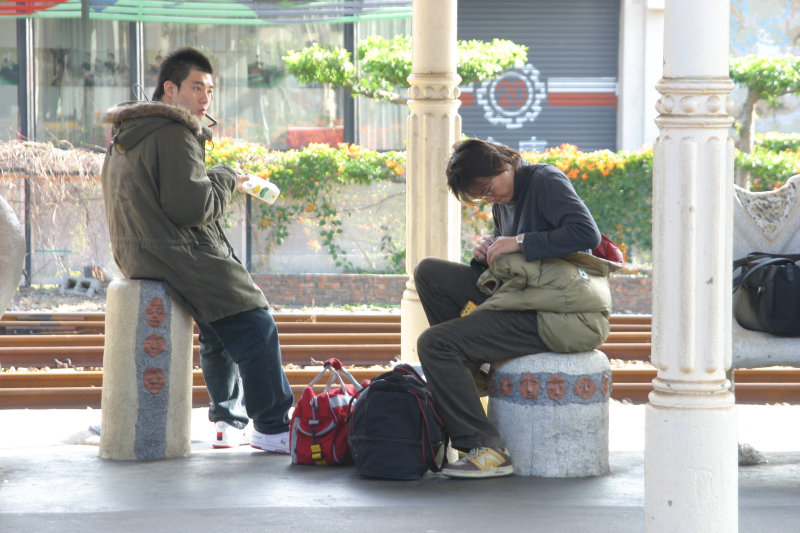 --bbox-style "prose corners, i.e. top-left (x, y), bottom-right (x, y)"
top-left (516, 233), bottom-right (525, 248)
